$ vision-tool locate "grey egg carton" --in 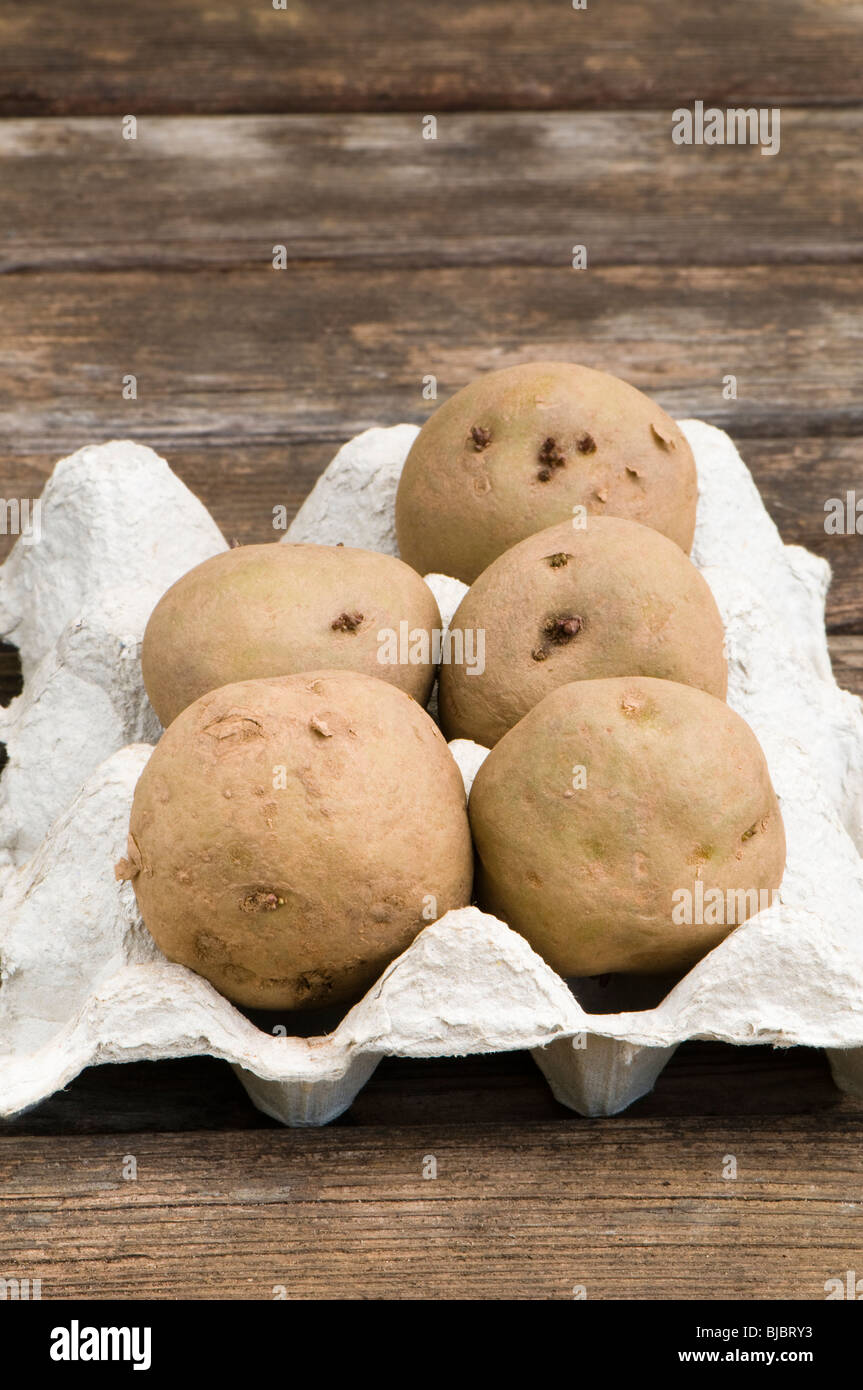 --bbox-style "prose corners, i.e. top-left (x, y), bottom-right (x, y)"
top-left (1, 424), bottom-right (863, 1126)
